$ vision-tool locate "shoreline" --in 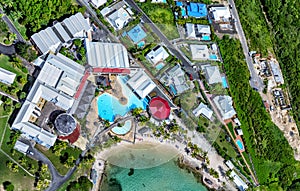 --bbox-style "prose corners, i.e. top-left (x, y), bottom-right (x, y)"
top-left (93, 140), bottom-right (222, 191)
